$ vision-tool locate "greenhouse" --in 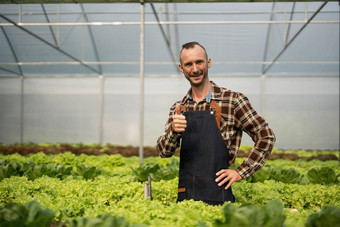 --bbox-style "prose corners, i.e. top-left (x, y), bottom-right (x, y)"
top-left (0, 1), bottom-right (339, 227)
top-left (0, 1), bottom-right (339, 151)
